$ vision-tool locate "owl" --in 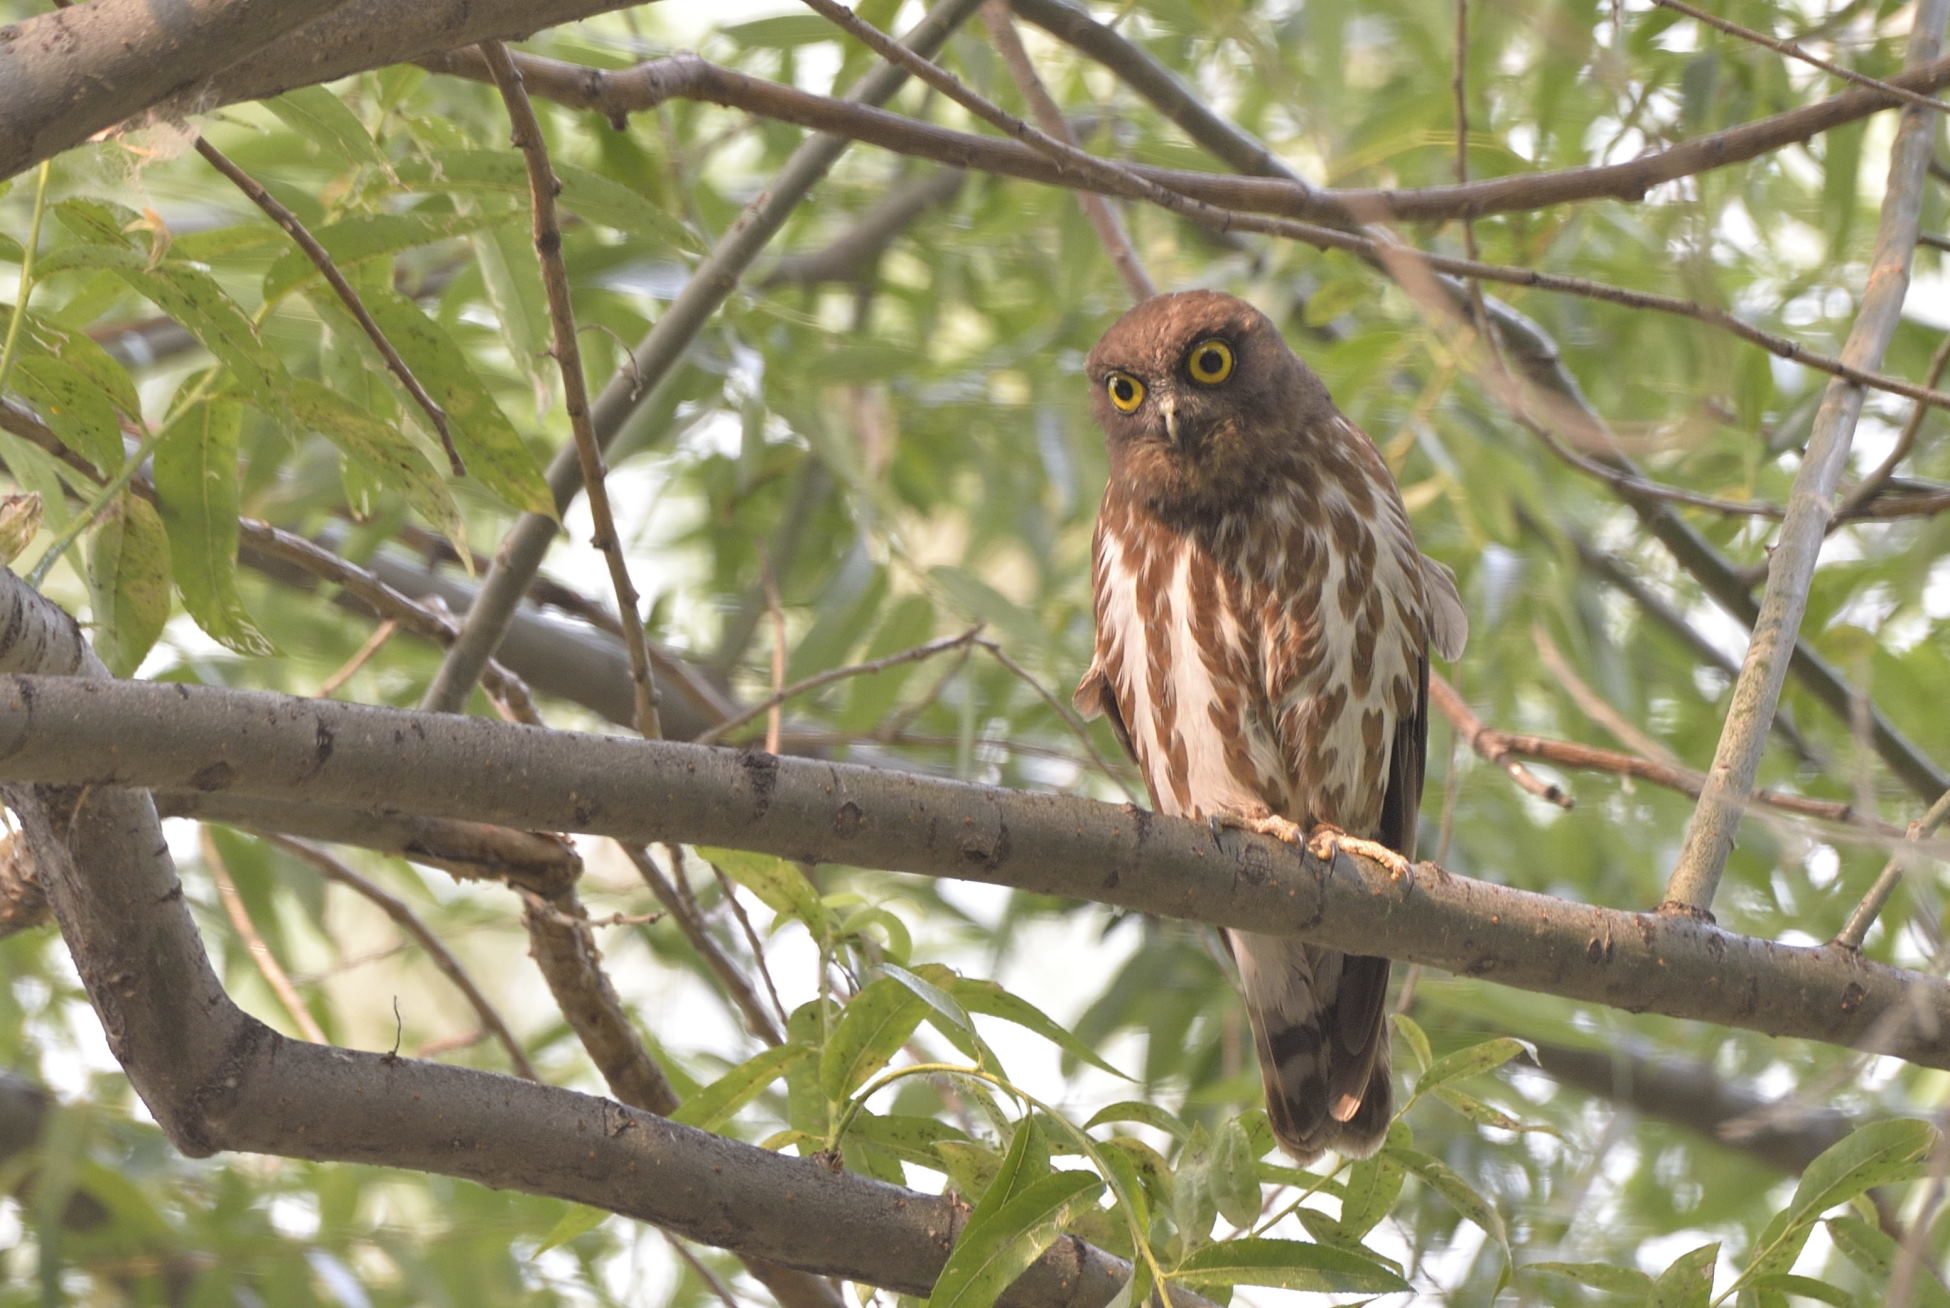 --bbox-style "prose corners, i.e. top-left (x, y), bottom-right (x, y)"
top-left (1074, 290), bottom-right (1467, 1163)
